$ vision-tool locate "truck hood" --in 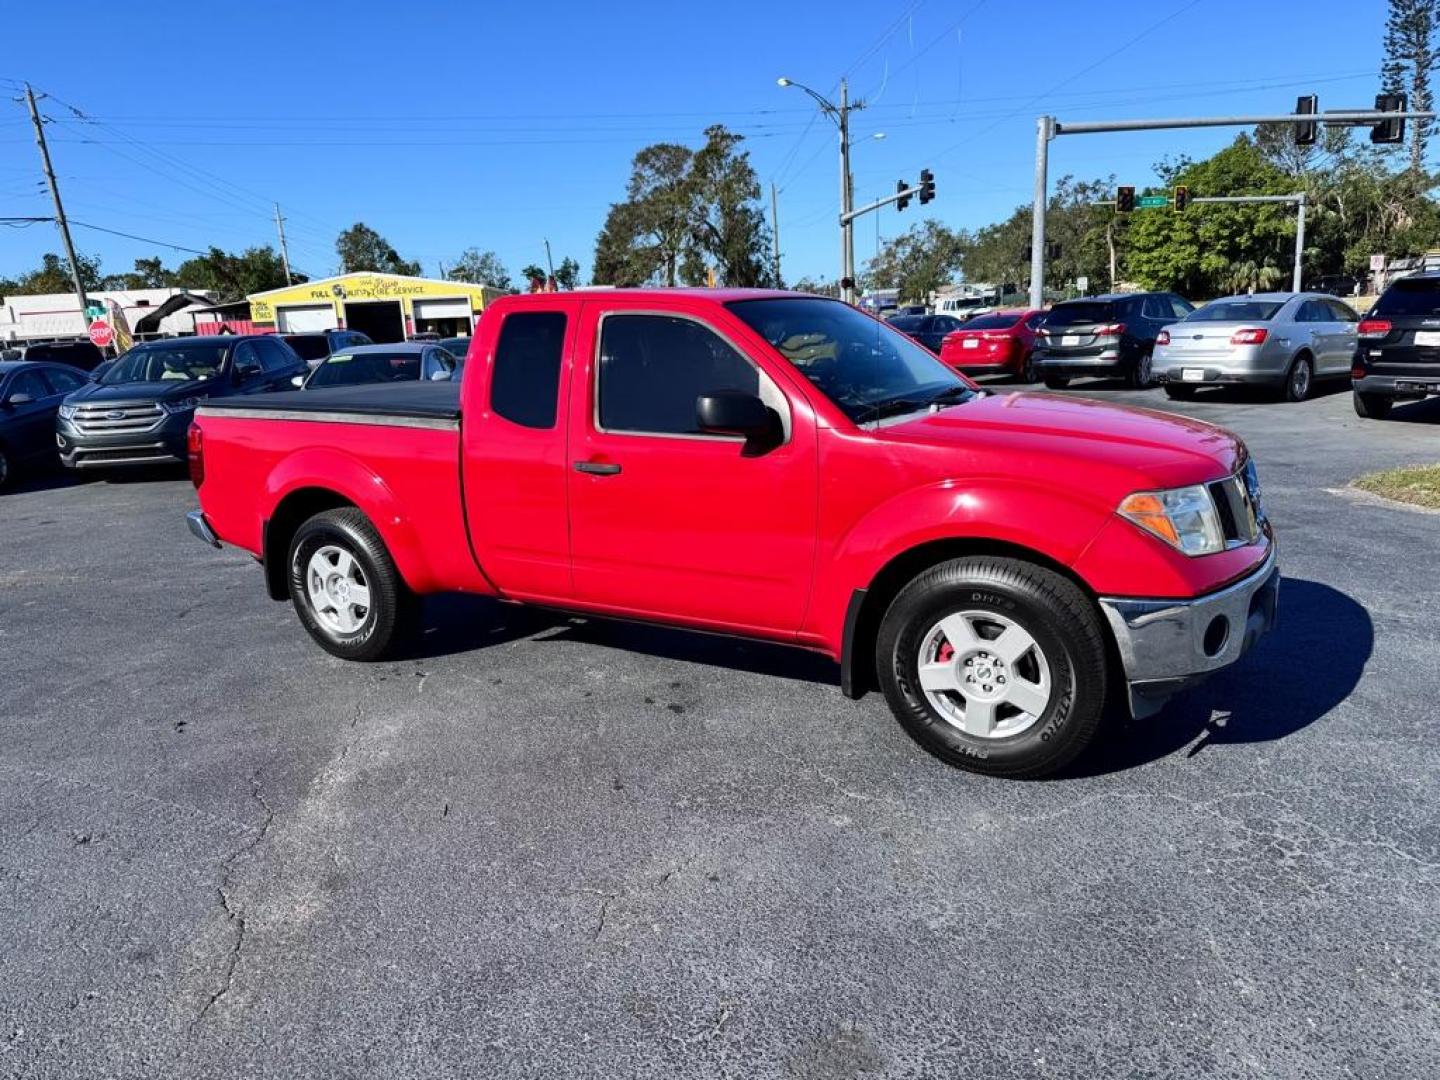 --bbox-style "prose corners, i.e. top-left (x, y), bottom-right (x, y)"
top-left (65, 380), bottom-right (215, 406)
top-left (884, 390), bottom-right (1244, 492)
